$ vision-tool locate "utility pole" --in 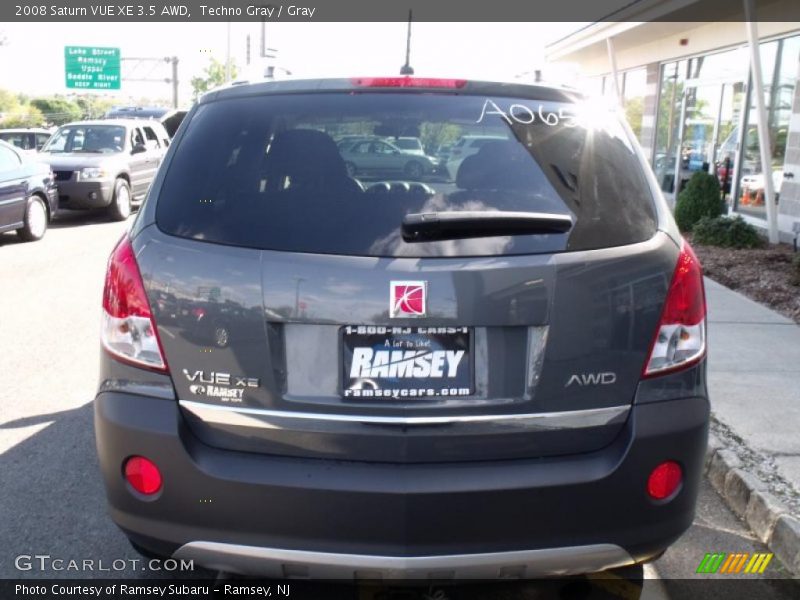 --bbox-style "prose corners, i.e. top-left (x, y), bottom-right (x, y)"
top-left (225, 22), bottom-right (232, 82)
top-left (261, 18), bottom-right (266, 57)
top-left (171, 57), bottom-right (179, 108)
